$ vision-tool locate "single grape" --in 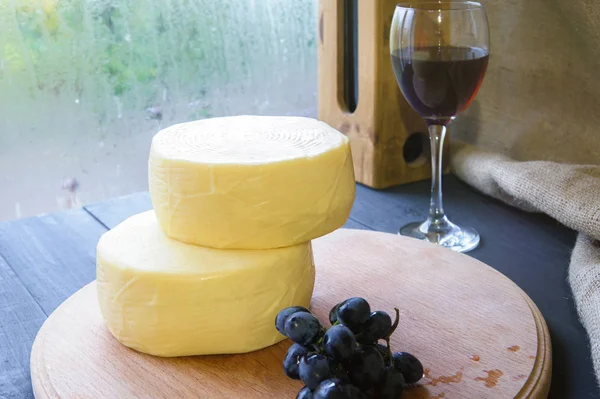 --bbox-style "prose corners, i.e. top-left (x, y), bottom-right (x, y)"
top-left (323, 325), bottom-right (357, 363)
top-left (348, 345), bottom-right (385, 390)
top-left (329, 302), bottom-right (344, 325)
top-left (284, 343), bottom-right (309, 379)
top-left (313, 379), bottom-right (347, 399)
top-left (276, 306), bottom-right (310, 335)
top-left (373, 366), bottom-right (405, 399)
top-left (300, 354), bottom-right (332, 390)
top-left (297, 386), bottom-right (313, 399)
top-left (285, 312), bottom-right (322, 345)
top-left (337, 298), bottom-right (370, 333)
top-left (358, 311), bottom-right (392, 344)
top-left (392, 352), bottom-right (424, 384)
